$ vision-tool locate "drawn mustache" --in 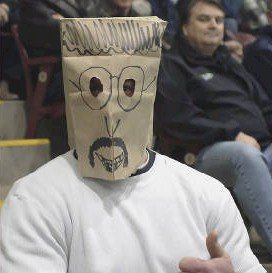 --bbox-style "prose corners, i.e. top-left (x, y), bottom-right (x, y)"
top-left (89, 137), bottom-right (128, 168)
